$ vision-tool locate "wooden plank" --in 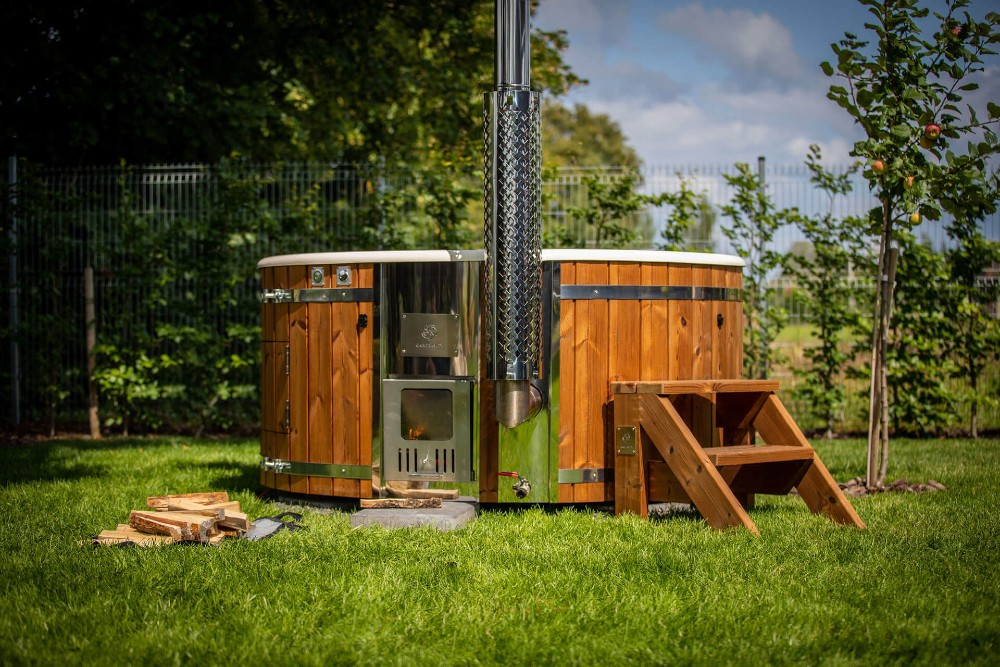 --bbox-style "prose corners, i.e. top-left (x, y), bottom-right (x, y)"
top-left (287, 265), bottom-right (310, 495)
top-left (640, 263), bottom-right (670, 380)
top-left (690, 394), bottom-right (717, 449)
top-left (611, 380), bottom-right (780, 395)
top-left (647, 461), bottom-right (692, 503)
top-left (705, 444), bottom-right (814, 466)
top-left (692, 265), bottom-right (712, 380)
top-left (272, 266), bottom-right (292, 492)
top-left (710, 266), bottom-right (726, 380)
top-left (609, 262), bottom-right (641, 502)
top-left (639, 394), bottom-right (759, 534)
top-left (557, 261), bottom-right (575, 504)
top-left (669, 264), bottom-right (693, 380)
top-left (613, 393), bottom-right (646, 517)
top-left (726, 460), bottom-right (813, 496)
top-left (360, 498), bottom-right (442, 509)
top-left (332, 265), bottom-right (361, 498)
top-left (308, 264), bottom-right (334, 497)
top-left (753, 394), bottom-right (865, 528)
top-left (357, 264), bottom-right (375, 499)
top-left (726, 267), bottom-right (743, 378)
top-left (574, 262), bottom-right (609, 503)
top-left (272, 266), bottom-right (290, 342)
top-left (146, 492), bottom-right (229, 509)
top-left (718, 391), bottom-right (773, 445)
